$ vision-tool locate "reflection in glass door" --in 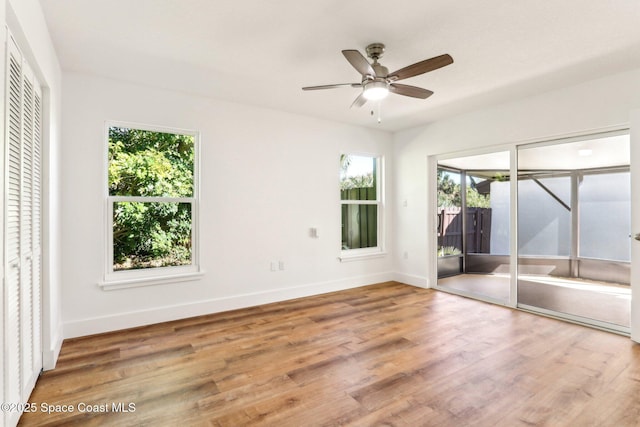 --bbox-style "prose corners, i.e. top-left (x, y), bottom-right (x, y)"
top-left (517, 133), bottom-right (631, 331)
